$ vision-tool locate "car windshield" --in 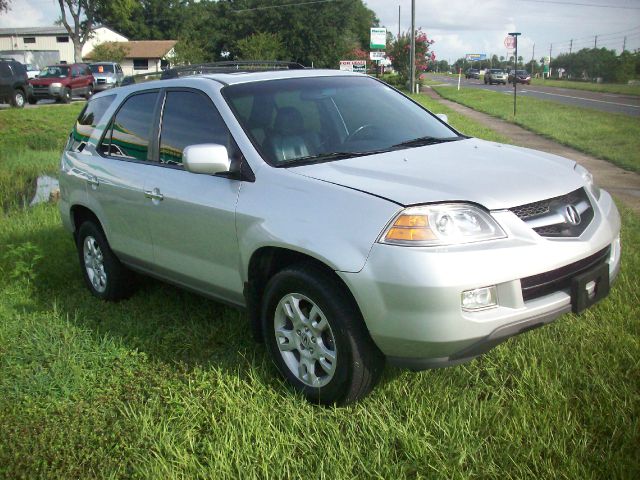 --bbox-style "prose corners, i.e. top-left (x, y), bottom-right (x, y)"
top-left (40, 66), bottom-right (69, 78)
top-left (90, 64), bottom-right (114, 74)
top-left (516, 70), bottom-right (529, 75)
top-left (223, 76), bottom-right (460, 166)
